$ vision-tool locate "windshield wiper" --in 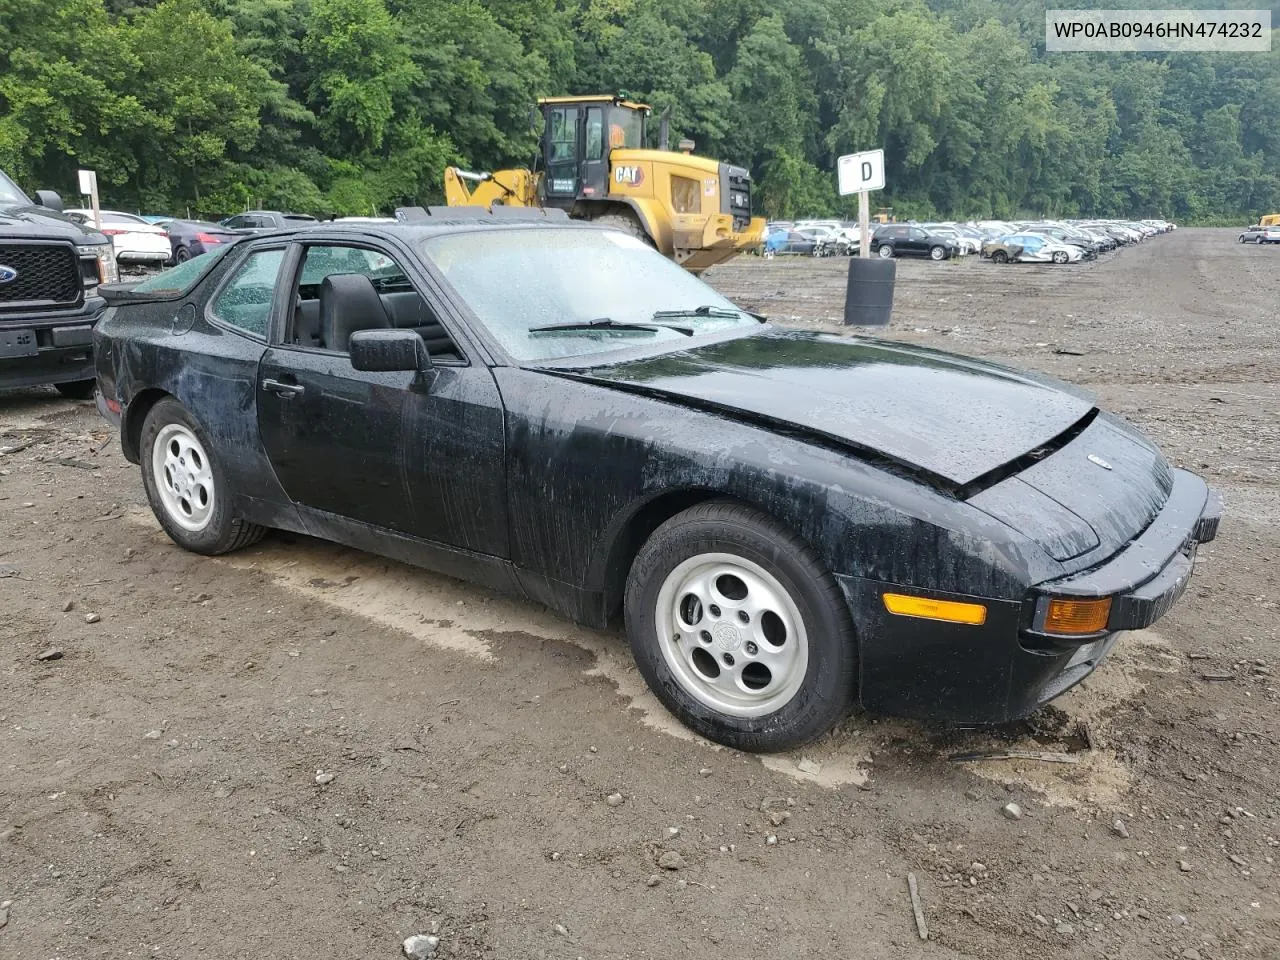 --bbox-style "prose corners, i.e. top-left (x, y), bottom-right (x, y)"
top-left (529, 317), bottom-right (663, 336)
top-left (651, 304), bottom-right (766, 323)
